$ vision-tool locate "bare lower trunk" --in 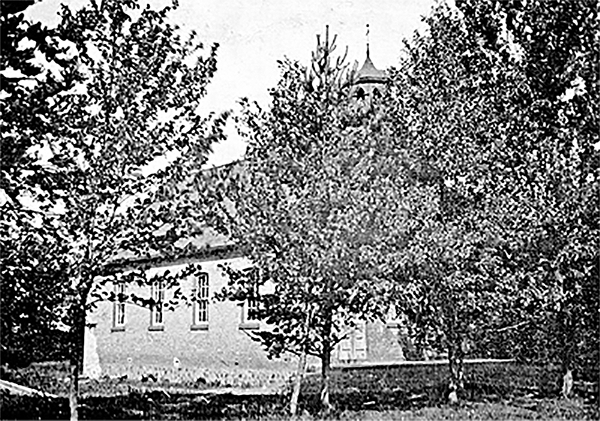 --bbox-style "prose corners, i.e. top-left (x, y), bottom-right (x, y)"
top-left (448, 341), bottom-right (464, 405)
top-left (320, 349), bottom-right (332, 414)
top-left (560, 315), bottom-right (575, 399)
top-left (320, 313), bottom-right (333, 415)
top-left (69, 303), bottom-right (87, 421)
top-left (290, 306), bottom-right (313, 417)
top-left (562, 368), bottom-right (573, 398)
top-left (557, 270), bottom-right (576, 399)
top-left (69, 358), bottom-right (80, 421)
top-left (290, 350), bottom-right (307, 417)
